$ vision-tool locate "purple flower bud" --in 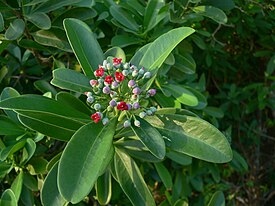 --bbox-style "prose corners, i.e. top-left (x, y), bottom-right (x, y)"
top-left (94, 103), bottom-right (101, 110)
top-left (123, 120), bottom-right (131, 128)
top-left (109, 99), bottom-right (117, 107)
top-left (133, 87), bottom-right (141, 95)
top-left (144, 71), bottom-right (151, 79)
top-left (139, 112), bottom-right (146, 118)
top-left (134, 120), bottom-right (140, 127)
top-left (102, 117), bottom-right (109, 125)
top-left (103, 86), bottom-right (111, 94)
top-left (148, 89), bottom-right (156, 96)
top-left (132, 102), bottom-right (140, 109)
top-left (90, 79), bottom-right (98, 87)
top-left (128, 80), bottom-right (136, 88)
top-left (87, 96), bottom-right (94, 103)
top-left (127, 103), bottom-right (132, 110)
top-left (111, 81), bottom-right (119, 89)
